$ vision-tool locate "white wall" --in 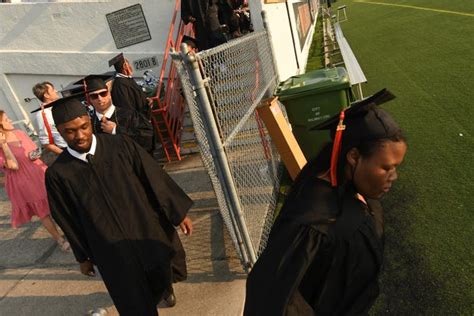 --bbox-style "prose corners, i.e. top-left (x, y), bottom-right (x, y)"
top-left (0, 0), bottom-right (317, 130)
top-left (286, 0), bottom-right (316, 74)
top-left (251, 0), bottom-right (317, 82)
top-left (0, 0), bottom-right (176, 128)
